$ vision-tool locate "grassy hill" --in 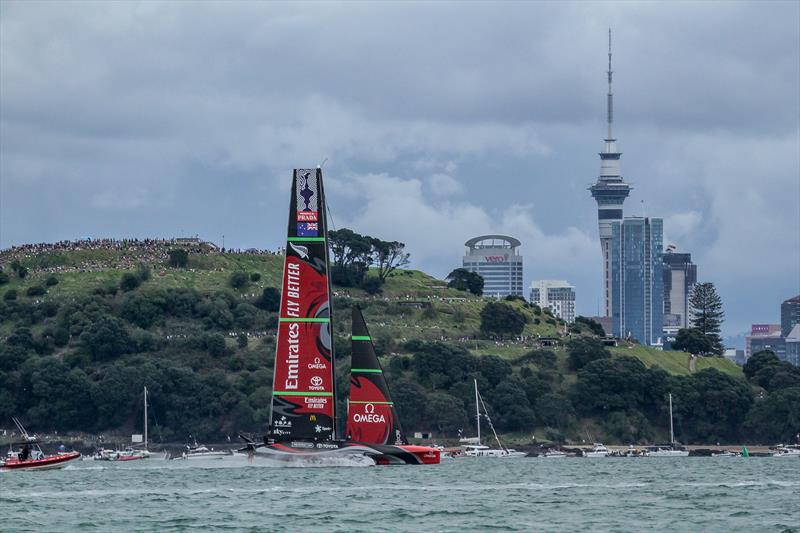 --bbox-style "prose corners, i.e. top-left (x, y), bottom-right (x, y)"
top-left (1, 242), bottom-right (761, 446)
top-left (0, 245), bottom-right (742, 375)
